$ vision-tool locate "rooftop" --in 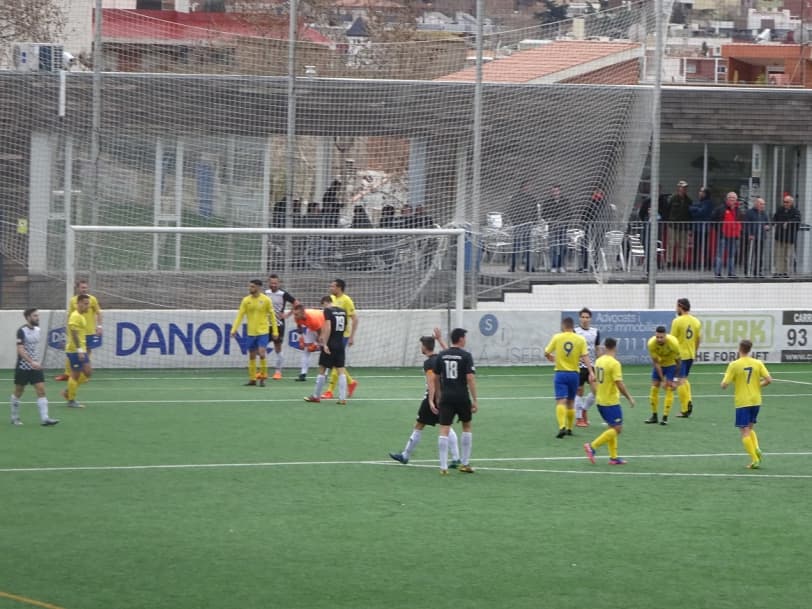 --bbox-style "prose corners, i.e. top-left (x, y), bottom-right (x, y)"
top-left (437, 40), bottom-right (643, 84)
top-left (100, 9), bottom-right (332, 46)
